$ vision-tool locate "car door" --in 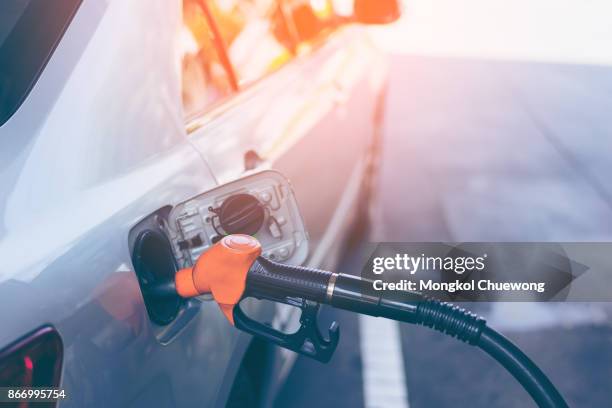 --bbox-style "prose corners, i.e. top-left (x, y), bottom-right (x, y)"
top-left (184, 0), bottom-right (388, 270)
